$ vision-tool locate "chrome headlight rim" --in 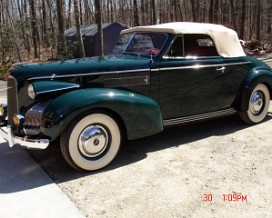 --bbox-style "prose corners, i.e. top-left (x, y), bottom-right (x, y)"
top-left (0, 104), bottom-right (4, 116)
top-left (28, 83), bottom-right (36, 100)
top-left (13, 113), bottom-right (25, 127)
top-left (0, 104), bottom-right (7, 117)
